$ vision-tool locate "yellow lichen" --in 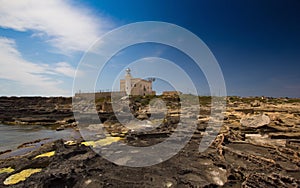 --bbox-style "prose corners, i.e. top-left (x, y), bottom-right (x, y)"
top-left (110, 132), bottom-right (119, 137)
top-left (3, 168), bottom-right (42, 185)
top-left (64, 140), bottom-right (76, 146)
top-left (81, 141), bottom-right (96, 147)
top-left (81, 137), bottom-right (121, 147)
top-left (0, 167), bottom-right (14, 174)
top-left (96, 137), bottom-right (121, 146)
top-left (33, 151), bottom-right (55, 159)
